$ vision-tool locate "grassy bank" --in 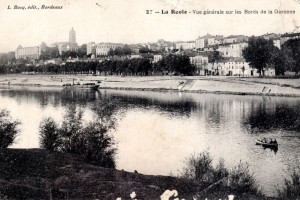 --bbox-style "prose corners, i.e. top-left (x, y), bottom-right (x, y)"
top-left (0, 149), bottom-right (274, 199)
